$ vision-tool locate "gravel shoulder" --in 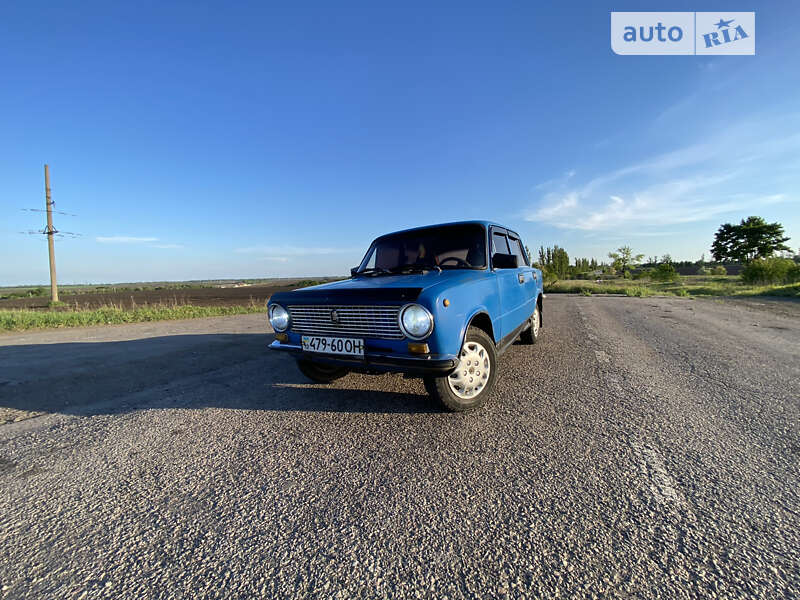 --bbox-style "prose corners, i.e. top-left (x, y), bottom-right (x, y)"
top-left (0, 297), bottom-right (797, 599)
